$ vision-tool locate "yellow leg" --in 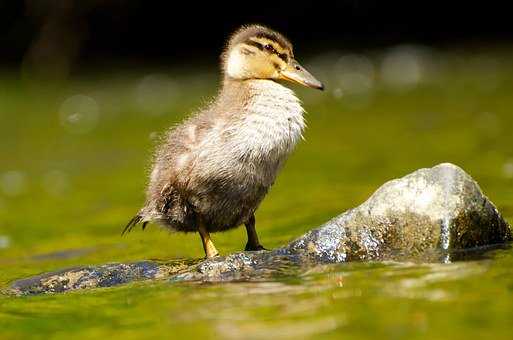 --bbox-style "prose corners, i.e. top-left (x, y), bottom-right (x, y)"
top-left (198, 220), bottom-right (219, 258)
